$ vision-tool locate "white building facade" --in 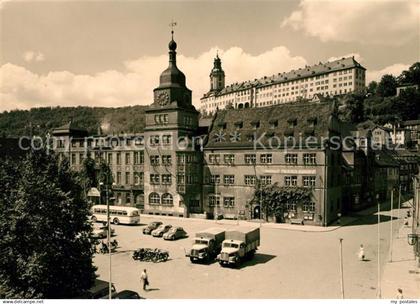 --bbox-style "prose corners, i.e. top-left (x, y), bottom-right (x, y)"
top-left (200, 56), bottom-right (366, 114)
